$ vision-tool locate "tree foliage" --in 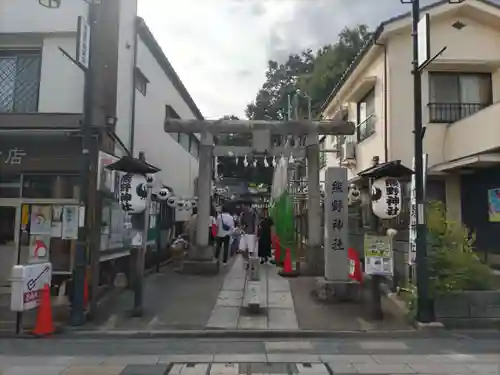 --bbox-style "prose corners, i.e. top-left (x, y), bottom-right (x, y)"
top-left (219, 24), bottom-right (371, 184)
top-left (245, 25), bottom-right (371, 120)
